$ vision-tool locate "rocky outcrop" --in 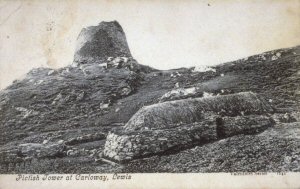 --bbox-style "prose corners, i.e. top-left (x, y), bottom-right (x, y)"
top-left (74, 21), bottom-right (132, 64)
